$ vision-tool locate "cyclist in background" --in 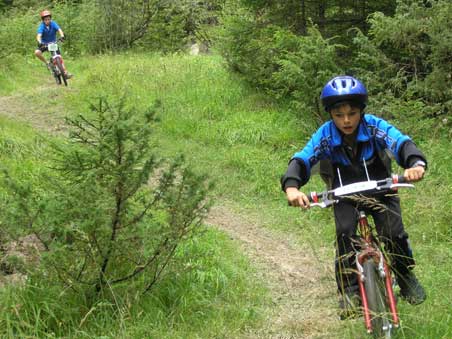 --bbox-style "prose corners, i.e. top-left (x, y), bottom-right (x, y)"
top-left (34, 9), bottom-right (72, 79)
top-left (281, 75), bottom-right (427, 316)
